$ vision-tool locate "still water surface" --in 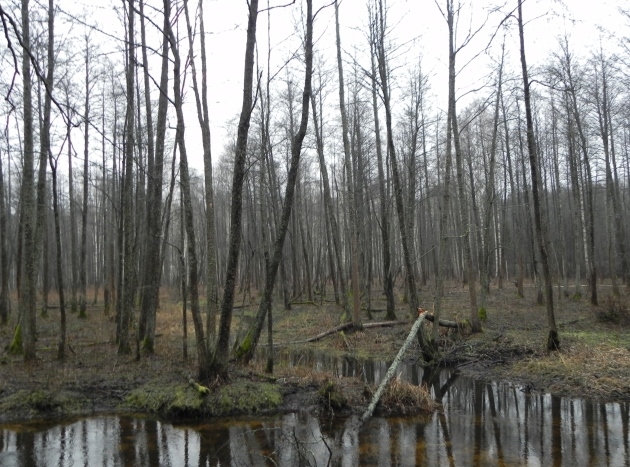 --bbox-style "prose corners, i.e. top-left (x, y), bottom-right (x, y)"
top-left (1, 353), bottom-right (629, 466)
